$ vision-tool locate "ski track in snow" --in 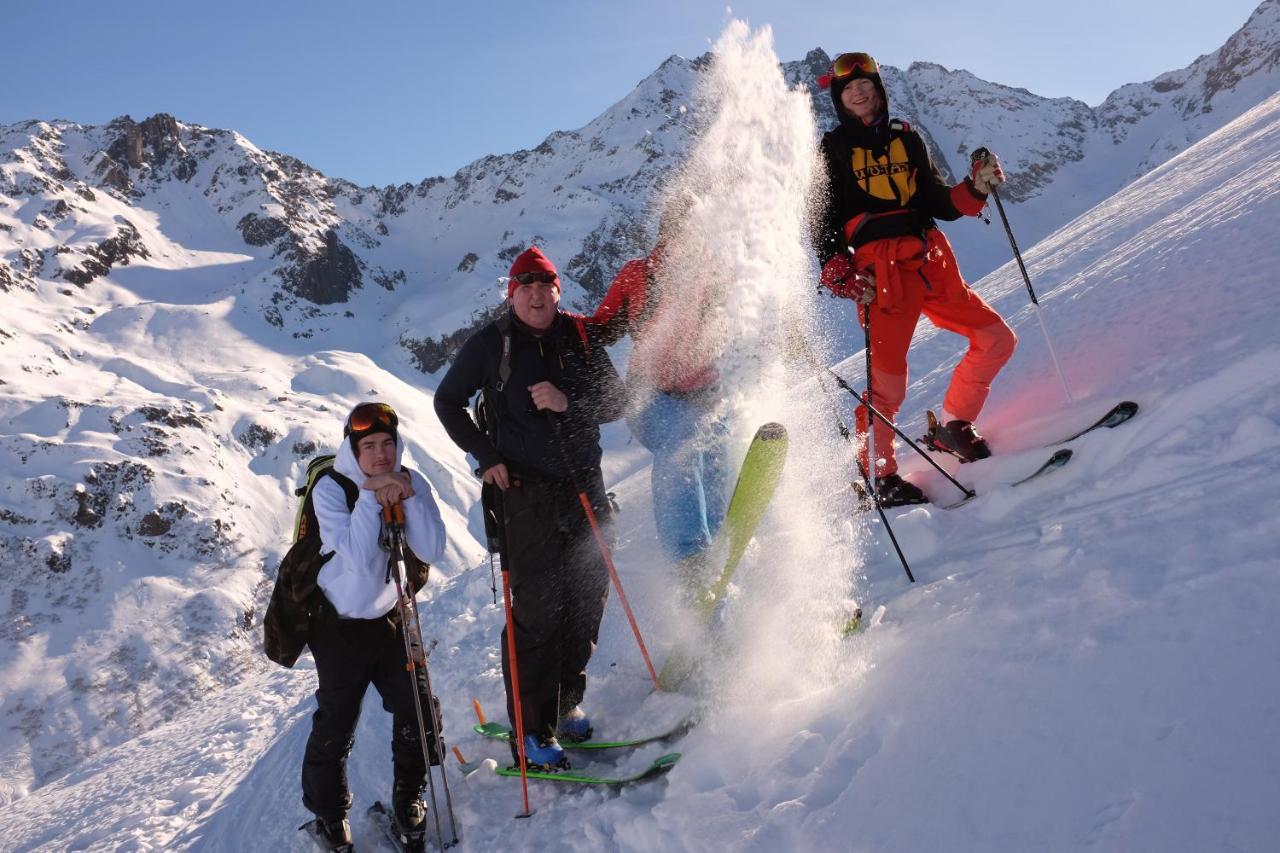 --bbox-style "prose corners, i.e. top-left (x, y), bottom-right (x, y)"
top-left (4, 25), bottom-right (1280, 853)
